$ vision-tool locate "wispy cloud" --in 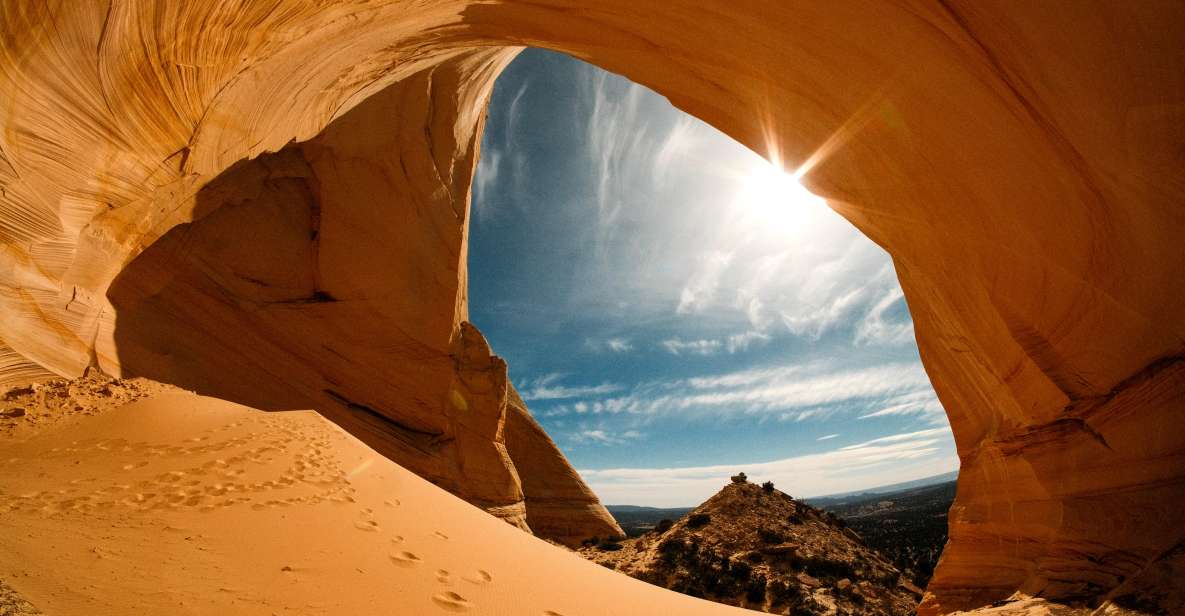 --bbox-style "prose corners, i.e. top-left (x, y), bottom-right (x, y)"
top-left (569, 428), bottom-right (644, 447)
top-left (854, 287), bottom-right (915, 346)
top-left (580, 428), bottom-right (958, 506)
top-left (652, 115), bottom-right (701, 186)
top-left (780, 286), bottom-right (866, 340)
top-left (726, 330), bottom-right (771, 353)
top-left (607, 338), bottom-right (633, 352)
top-left (473, 80), bottom-right (532, 222)
top-left (539, 360), bottom-right (946, 425)
top-left (660, 337), bottom-right (722, 356)
top-left (585, 71), bottom-right (657, 252)
top-left (858, 389), bottom-right (944, 421)
top-left (585, 337), bottom-right (634, 353)
top-left (472, 147), bottom-right (501, 220)
top-left (658, 331), bottom-right (770, 356)
top-left (518, 373), bottom-right (627, 401)
top-left (522, 382), bottom-right (625, 401)
top-left (527, 373), bottom-right (565, 387)
top-left (838, 428), bottom-right (946, 449)
top-left (506, 82), bottom-right (529, 138)
top-left (677, 251), bottom-right (733, 315)
top-left (816, 433), bottom-right (840, 441)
